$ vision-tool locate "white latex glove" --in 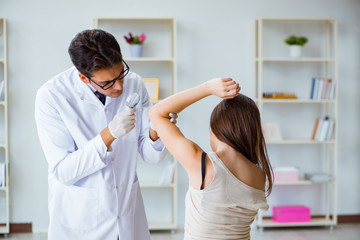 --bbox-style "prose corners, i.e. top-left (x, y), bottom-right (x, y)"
top-left (108, 109), bottom-right (136, 139)
top-left (150, 112), bottom-right (178, 131)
